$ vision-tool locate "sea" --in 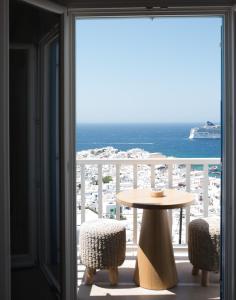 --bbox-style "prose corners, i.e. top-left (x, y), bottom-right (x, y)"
top-left (76, 123), bottom-right (221, 158)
